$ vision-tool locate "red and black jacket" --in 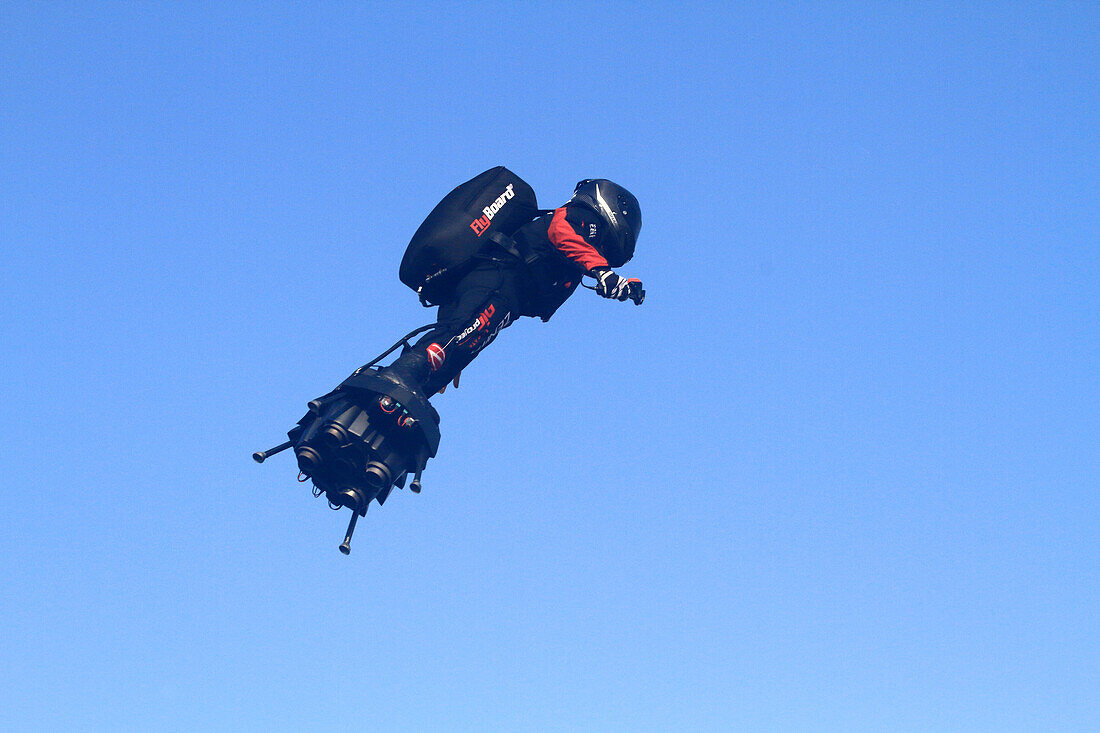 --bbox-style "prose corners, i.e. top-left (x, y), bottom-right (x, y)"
top-left (511, 204), bottom-right (611, 321)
